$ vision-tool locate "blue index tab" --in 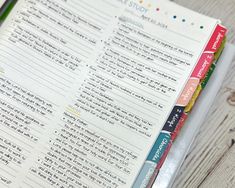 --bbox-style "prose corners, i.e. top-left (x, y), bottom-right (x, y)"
top-left (132, 161), bottom-right (157, 188)
top-left (147, 132), bottom-right (171, 163)
top-left (162, 106), bottom-right (185, 132)
top-left (133, 133), bottom-right (170, 188)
